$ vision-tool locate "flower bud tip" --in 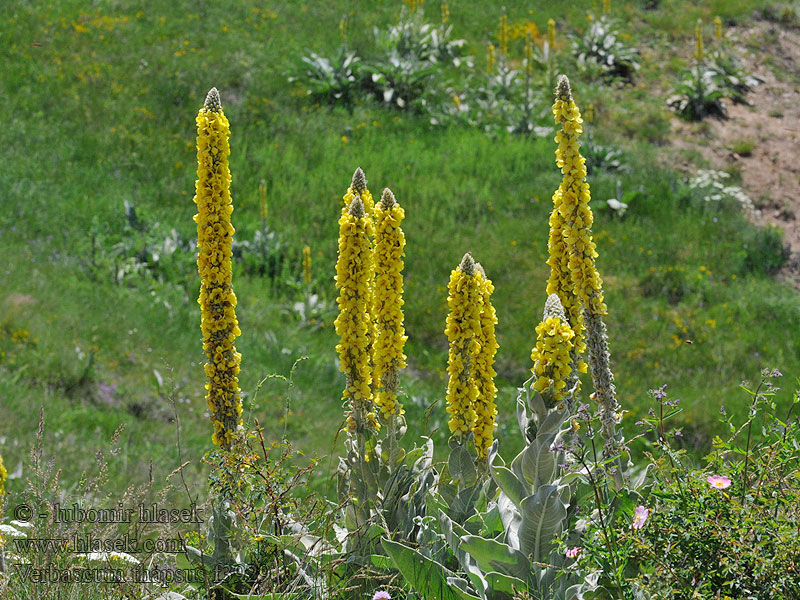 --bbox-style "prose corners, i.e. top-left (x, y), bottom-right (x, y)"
top-left (204, 87), bottom-right (222, 112)
top-left (352, 167), bottom-right (367, 193)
